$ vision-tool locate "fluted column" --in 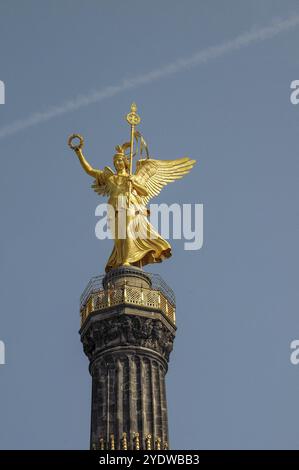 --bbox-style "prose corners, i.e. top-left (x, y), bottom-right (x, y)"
top-left (80, 267), bottom-right (176, 450)
top-left (89, 352), bottom-right (170, 449)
